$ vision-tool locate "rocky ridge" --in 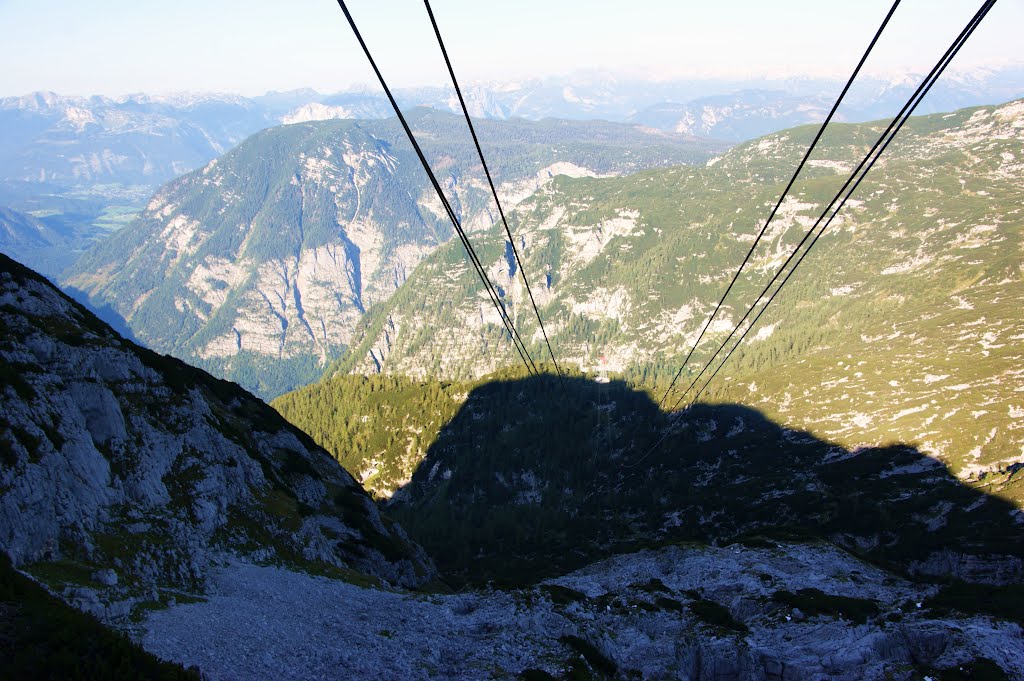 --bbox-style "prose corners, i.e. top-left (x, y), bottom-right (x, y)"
top-left (0, 253), bottom-right (433, 622)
